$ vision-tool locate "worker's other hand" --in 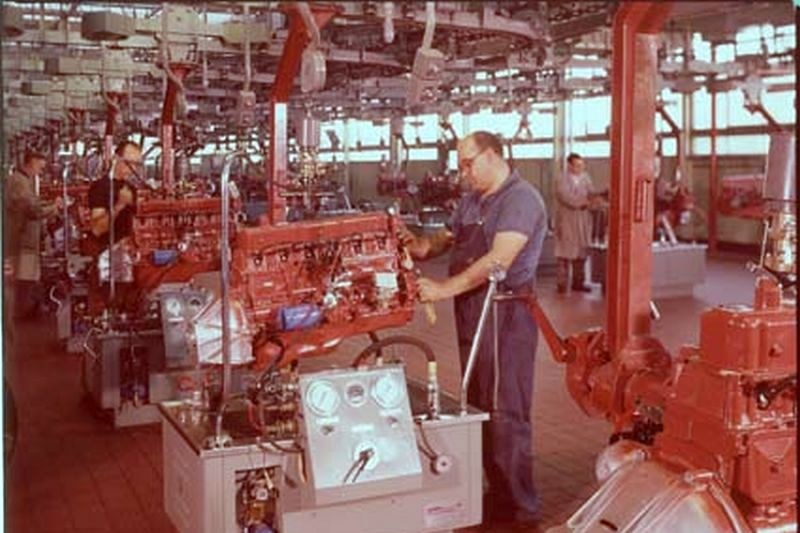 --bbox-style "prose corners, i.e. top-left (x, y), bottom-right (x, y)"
top-left (399, 225), bottom-right (427, 259)
top-left (53, 196), bottom-right (64, 210)
top-left (117, 185), bottom-right (134, 207)
top-left (398, 224), bottom-right (416, 246)
top-left (418, 277), bottom-right (450, 303)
